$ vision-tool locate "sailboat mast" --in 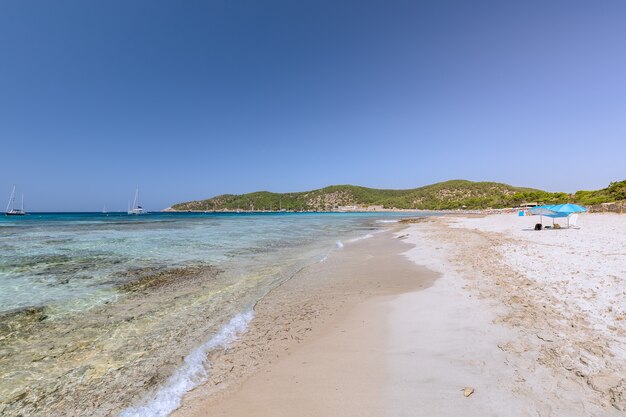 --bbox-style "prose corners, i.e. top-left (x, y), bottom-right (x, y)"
top-left (6, 186), bottom-right (16, 213)
top-left (21, 194), bottom-right (24, 212)
top-left (134, 186), bottom-right (140, 209)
